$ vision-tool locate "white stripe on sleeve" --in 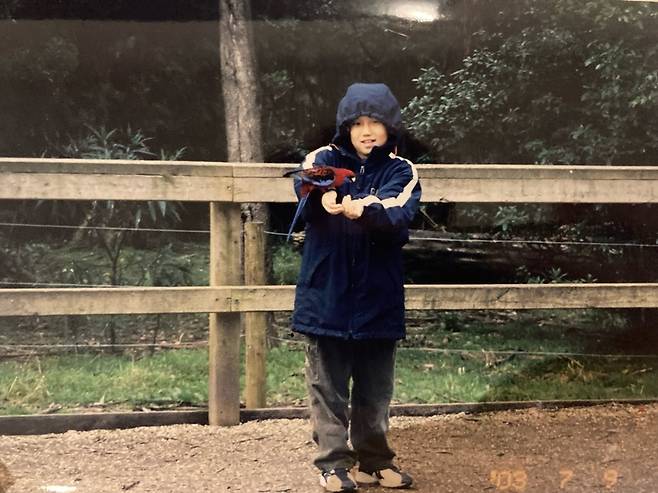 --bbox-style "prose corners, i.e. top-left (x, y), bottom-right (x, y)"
top-left (302, 145), bottom-right (333, 169)
top-left (361, 156), bottom-right (418, 210)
